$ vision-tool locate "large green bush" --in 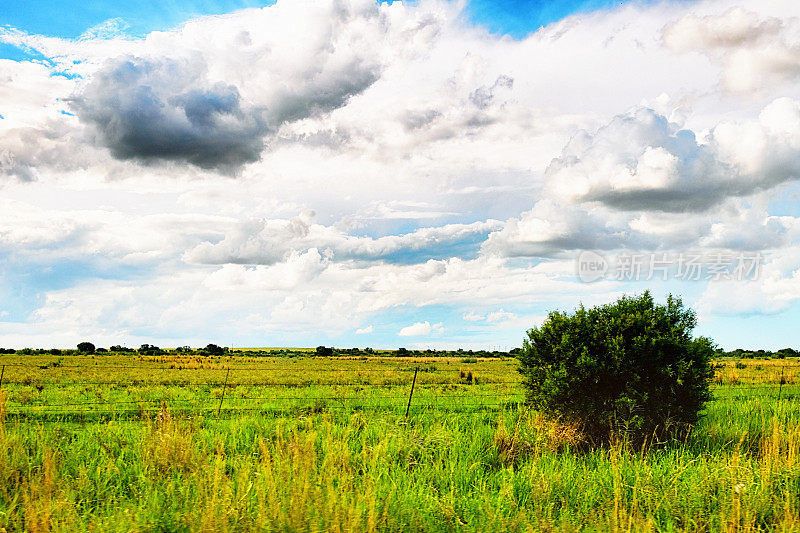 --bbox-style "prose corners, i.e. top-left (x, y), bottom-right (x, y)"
top-left (517, 291), bottom-right (715, 444)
